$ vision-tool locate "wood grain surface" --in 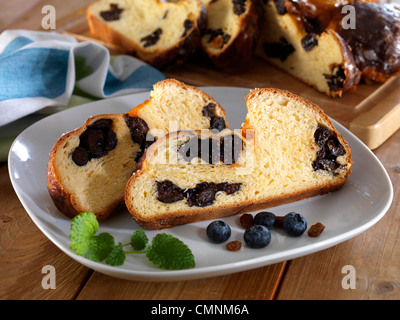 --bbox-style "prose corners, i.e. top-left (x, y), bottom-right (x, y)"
top-left (1, 0), bottom-right (400, 300)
